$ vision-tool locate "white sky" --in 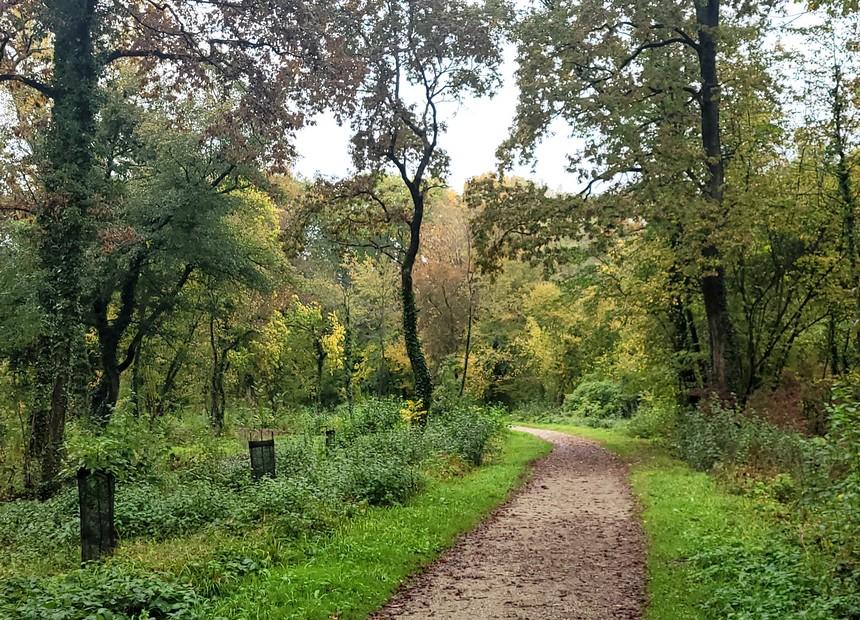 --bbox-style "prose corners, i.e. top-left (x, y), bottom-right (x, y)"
top-left (291, 4), bottom-right (826, 196)
top-left (292, 45), bottom-right (583, 194)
